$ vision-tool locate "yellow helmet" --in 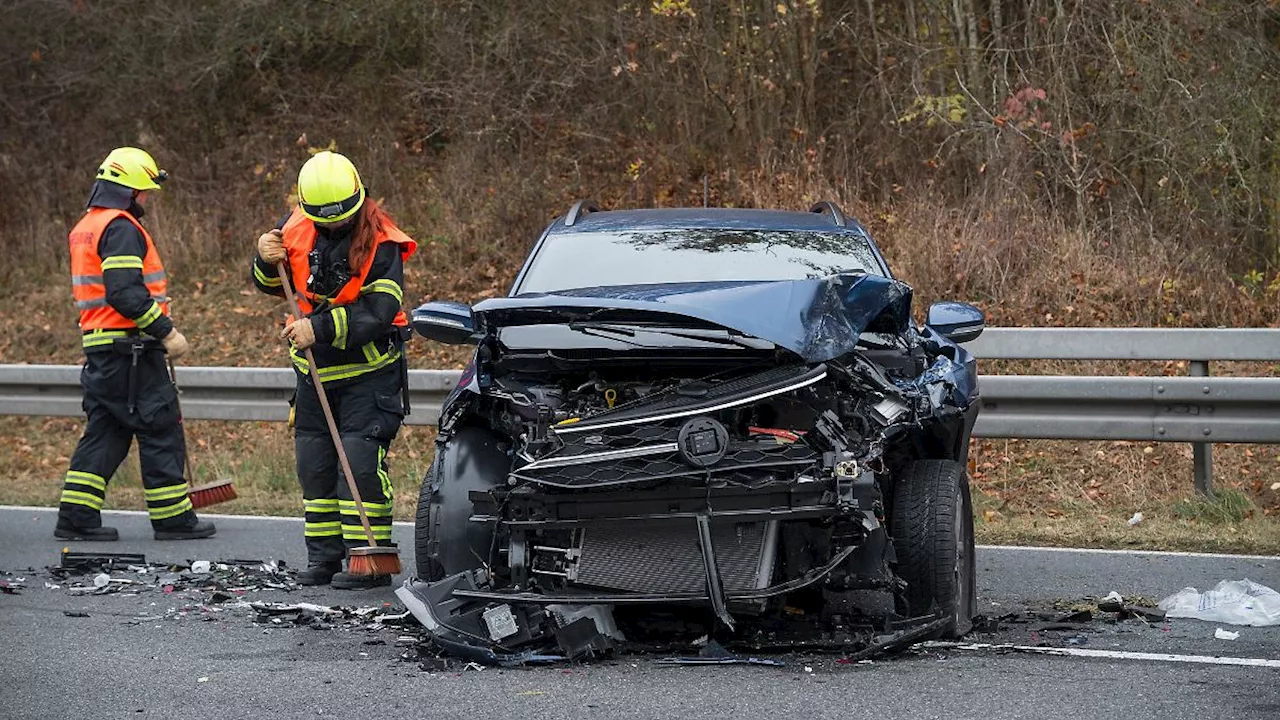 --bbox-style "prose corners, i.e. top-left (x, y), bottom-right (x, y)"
top-left (96, 147), bottom-right (167, 191)
top-left (297, 151), bottom-right (365, 223)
